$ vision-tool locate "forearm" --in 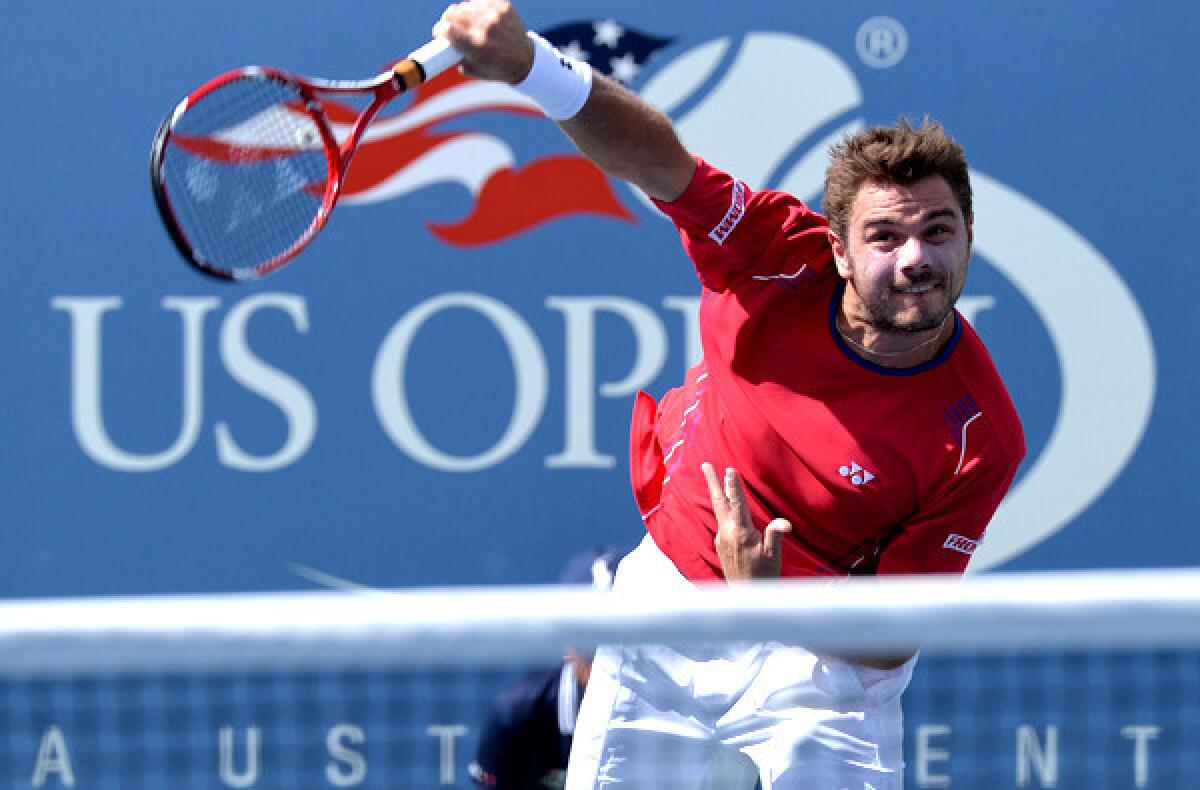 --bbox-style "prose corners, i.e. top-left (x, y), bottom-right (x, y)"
top-left (557, 74), bottom-right (696, 202)
top-left (433, 0), bottom-right (695, 203)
